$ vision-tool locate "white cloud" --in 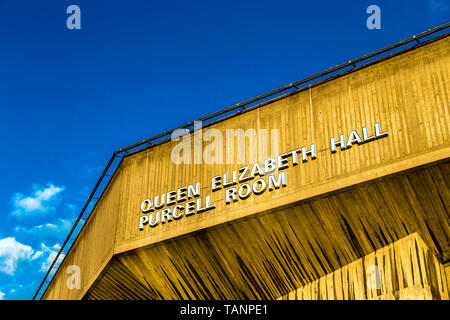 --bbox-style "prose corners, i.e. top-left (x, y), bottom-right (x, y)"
top-left (84, 165), bottom-right (104, 176)
top-left (38, 243), bottom-right (64, 273)
top-left (0, 291), bottom-right (4, 300)
top-left (11, 184), bottom-right (65, 217)
top-left (0, 237), bottom-right (63, 277)
top-left (64, 203), bottom-right (78, 214)
top-left (0, 282), bottom-right (37, 300)
top-left (31, 251), bottom-right (43, 260)
top-left (14, 218), bottom-right (73, 238)
top-left (0, 237), bottom-right (38, 275)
